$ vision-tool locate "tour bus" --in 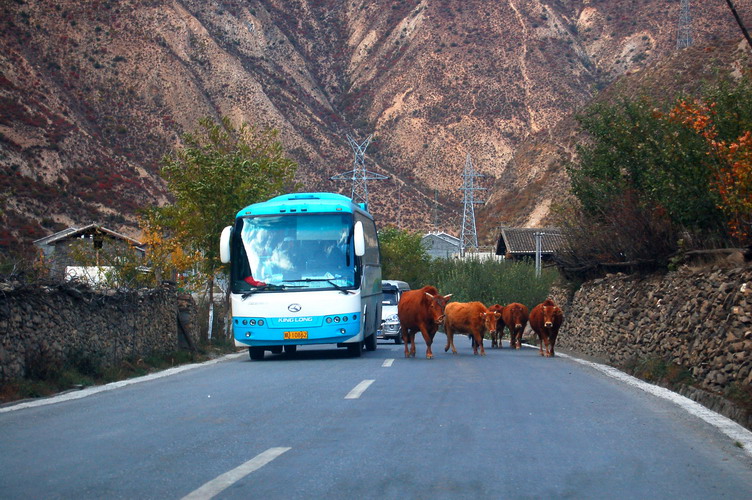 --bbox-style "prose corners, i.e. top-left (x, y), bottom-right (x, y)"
top-left (219, 192), bottom-right (382, 360)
